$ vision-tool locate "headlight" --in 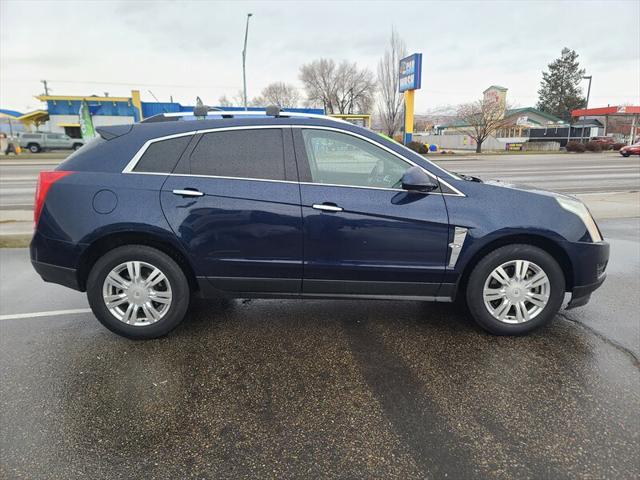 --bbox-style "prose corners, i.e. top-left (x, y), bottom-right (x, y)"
top-left (556, 196), bottom-right (602, 242)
